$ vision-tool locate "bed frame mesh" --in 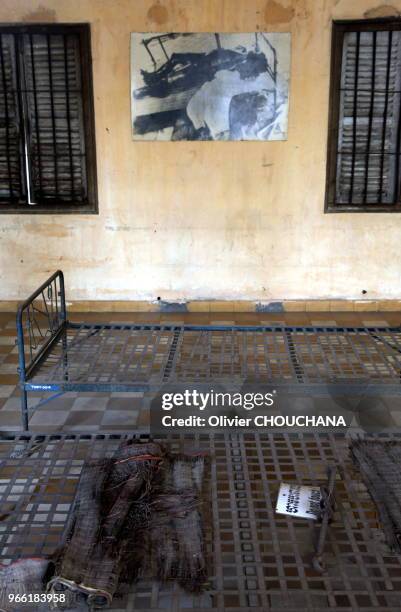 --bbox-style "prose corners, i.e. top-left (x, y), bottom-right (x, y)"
top-left (1, 432), bottom-right (401, 611)
top-left (26, 324), bottom-right (401, 388)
